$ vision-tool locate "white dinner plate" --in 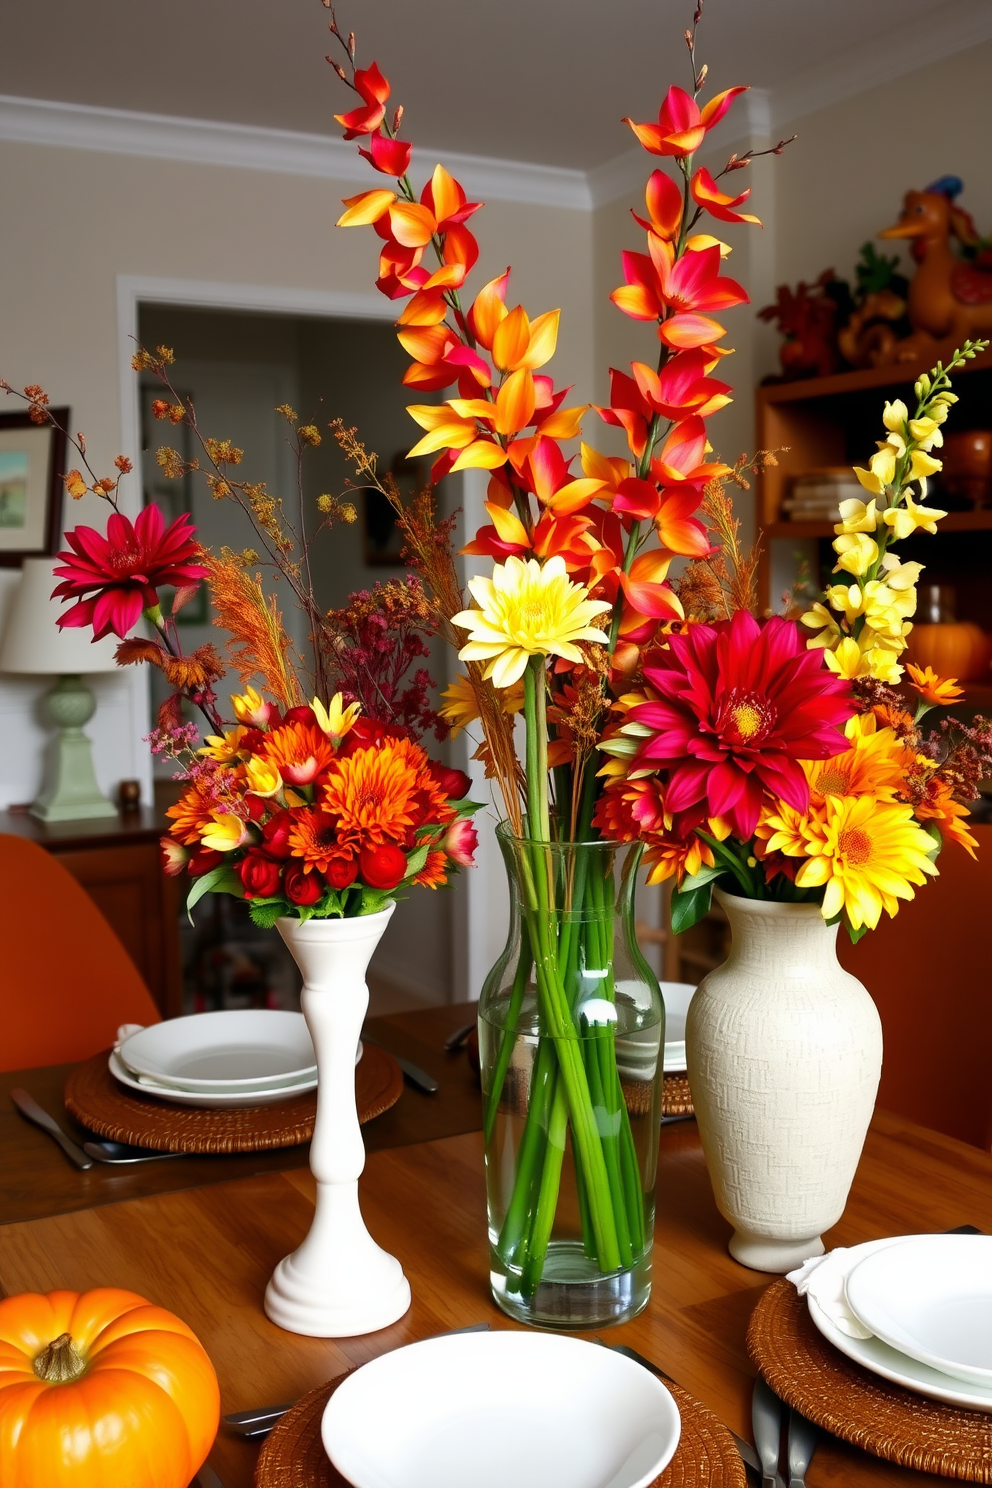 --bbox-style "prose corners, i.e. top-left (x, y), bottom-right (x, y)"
top-left (845, 1233), bottom-right (992, 1387)
top-left (109, 1050), bottom-right (318, 1108)
top-left (119, 1010), bottom-right (316, 1089)
top-left (806, 1239), bottom-right (992, 1413)
top-left (322, 1330), bottom-right (681, 1488)
top-left (660, 981), bottom-right (695, 1072)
